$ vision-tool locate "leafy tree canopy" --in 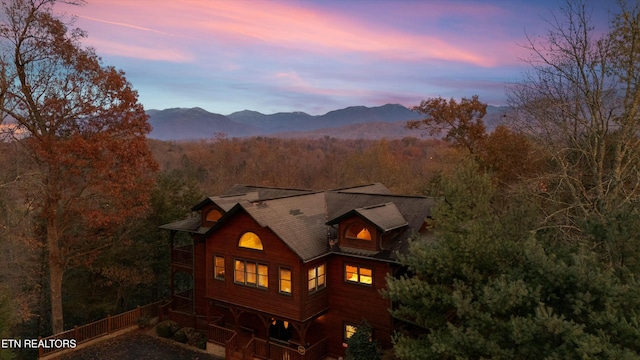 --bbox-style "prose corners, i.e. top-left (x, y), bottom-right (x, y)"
top-left (0, 0), bottom-right (158, 334)
top-left (407, 95), bottom-right (487, 155)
